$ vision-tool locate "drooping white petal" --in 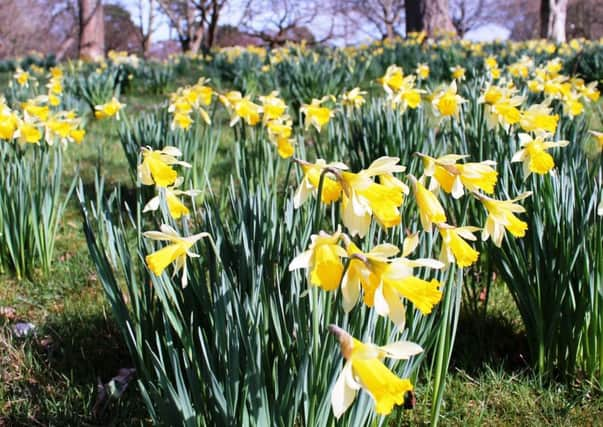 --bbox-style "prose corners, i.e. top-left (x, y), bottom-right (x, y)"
top-left (332, 363), bottom-right (357, 419)
top-left (288, 250), bottom-right (312, 271)
top-left (379, 341), bottom-right (423, 360)
top-left (143, 196), bottom-right (161, 213)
